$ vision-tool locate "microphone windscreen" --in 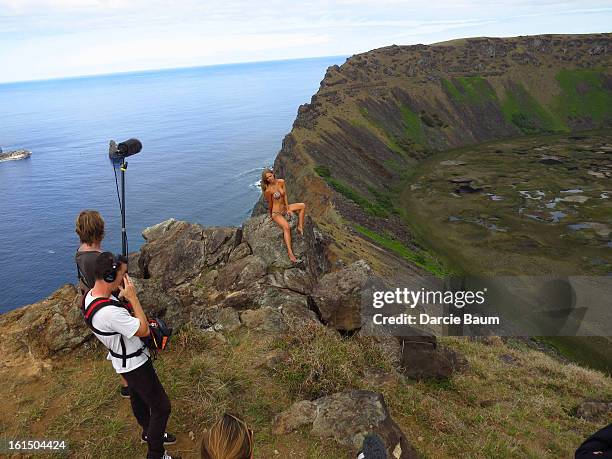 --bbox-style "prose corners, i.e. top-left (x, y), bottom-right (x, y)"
top-left (117, 138), bottom-right (142, 157)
